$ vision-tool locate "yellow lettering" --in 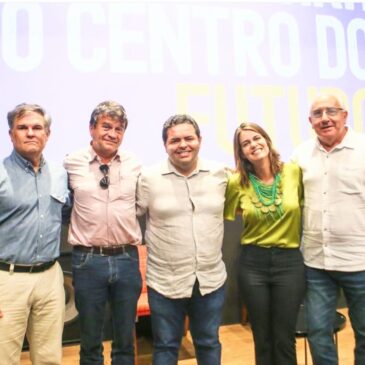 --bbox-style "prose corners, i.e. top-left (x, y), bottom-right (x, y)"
top-left (176, 83), bottom-right (210, 124)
